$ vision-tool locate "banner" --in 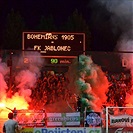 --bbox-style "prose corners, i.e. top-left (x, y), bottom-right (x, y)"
top-left (46, 112), bottom-right (80, 127)
top-left (110, 114), bottom-right (133, 127)
top-left (85, 112), bottom-right (102, 127)
top-left (16, 109), bottom-right (46, 127)
top-left (105, 127), bottom-right (133, 133)
top-left (34, 127), bottom-right (102, 133)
